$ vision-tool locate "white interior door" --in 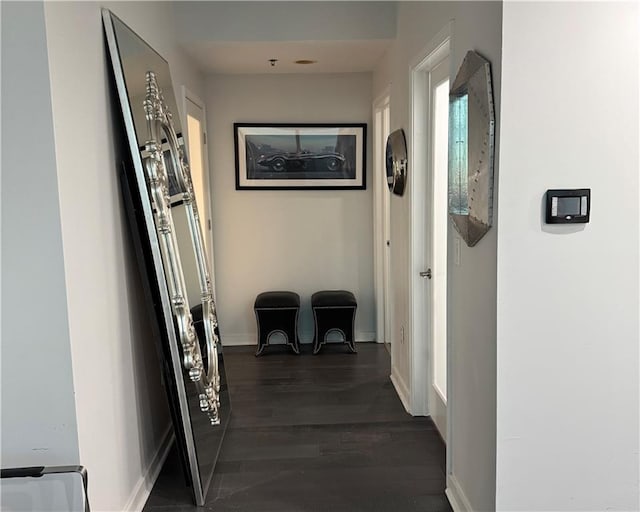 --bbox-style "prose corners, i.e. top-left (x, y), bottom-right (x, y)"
top-left (183, 91), bottom-right (216, 300)
top-left (373, 93), bottom-right (391, 348)
top-left (409, 30), bottom-right (450, 421)
top-left (428, 57), bottom-right (449, 439)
